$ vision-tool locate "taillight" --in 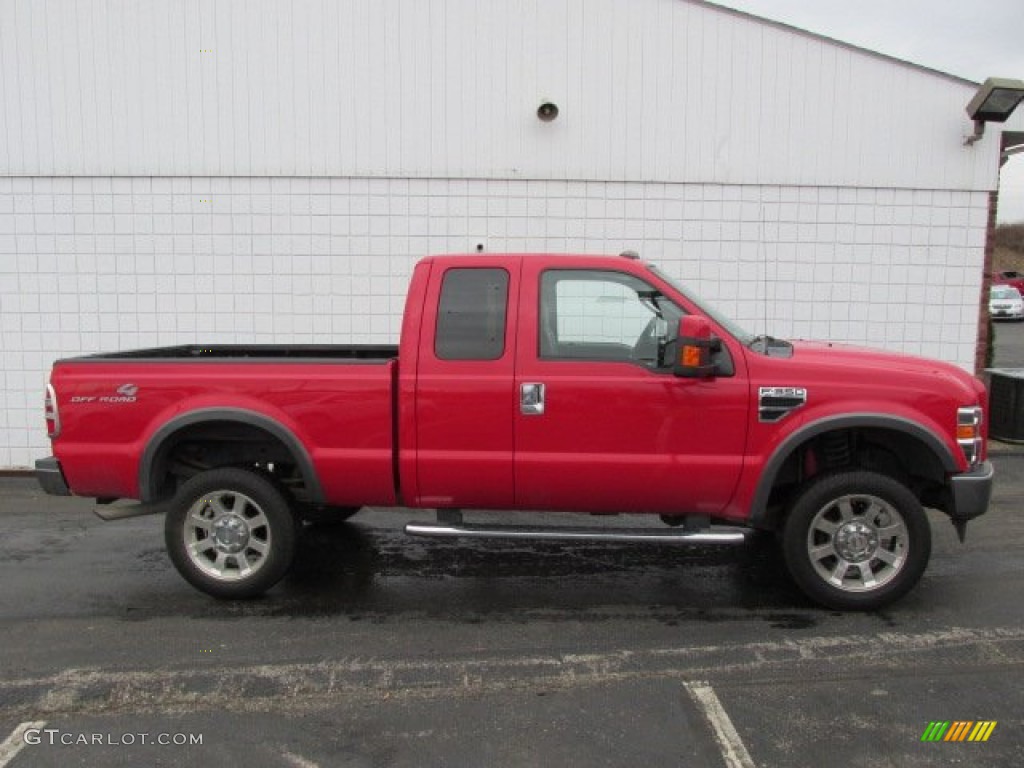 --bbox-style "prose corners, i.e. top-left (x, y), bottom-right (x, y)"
top-left (44, 383), bottom-right (61, 438)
